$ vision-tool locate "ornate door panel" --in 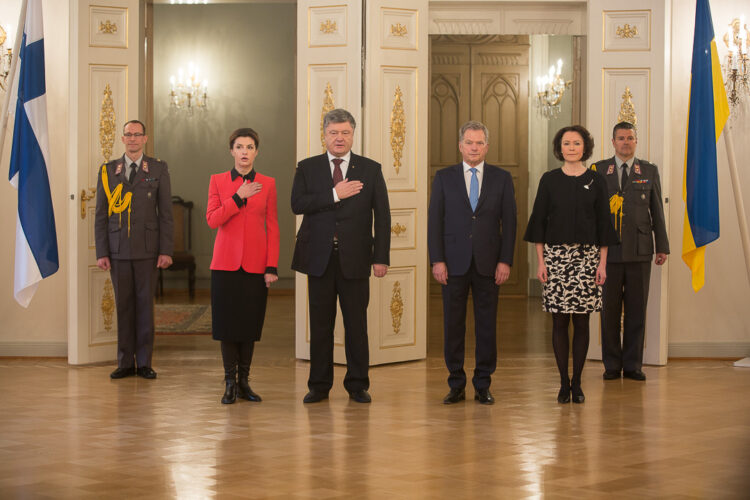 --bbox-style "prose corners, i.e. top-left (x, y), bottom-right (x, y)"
top-left (586, 0), bottom-right (668, 364)
top-left (294, 0), bottom-right (363, 362)
top-left (69, 0), bottom-right (141, 364)
top-left (430, 37), bottom-right (529, 296)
